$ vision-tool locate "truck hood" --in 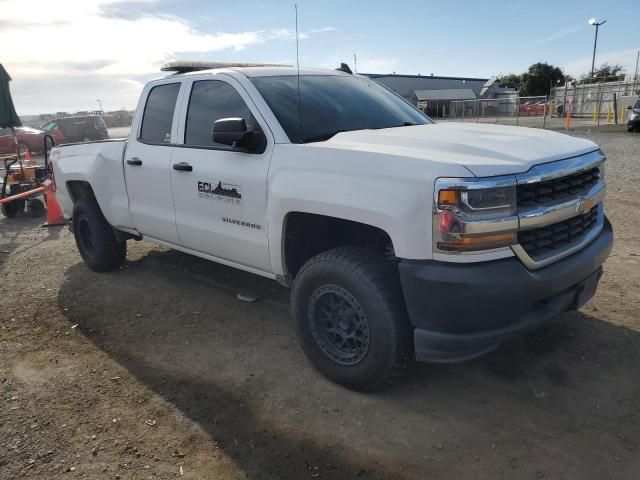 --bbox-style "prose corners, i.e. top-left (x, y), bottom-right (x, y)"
top-left (317, 122), bottom-right (600, 177)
